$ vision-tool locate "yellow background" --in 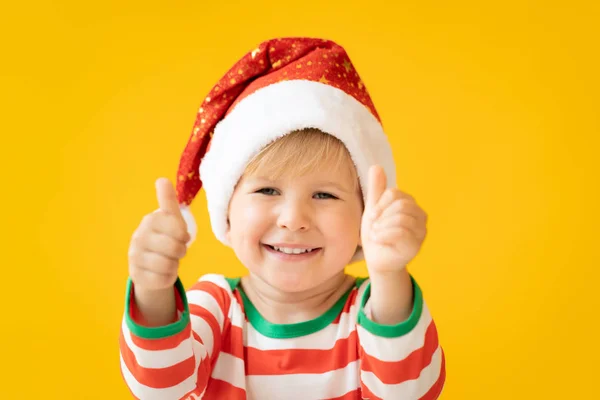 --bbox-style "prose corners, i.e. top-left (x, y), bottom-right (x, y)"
top-left (2, 0), bottom-right (598, 398)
